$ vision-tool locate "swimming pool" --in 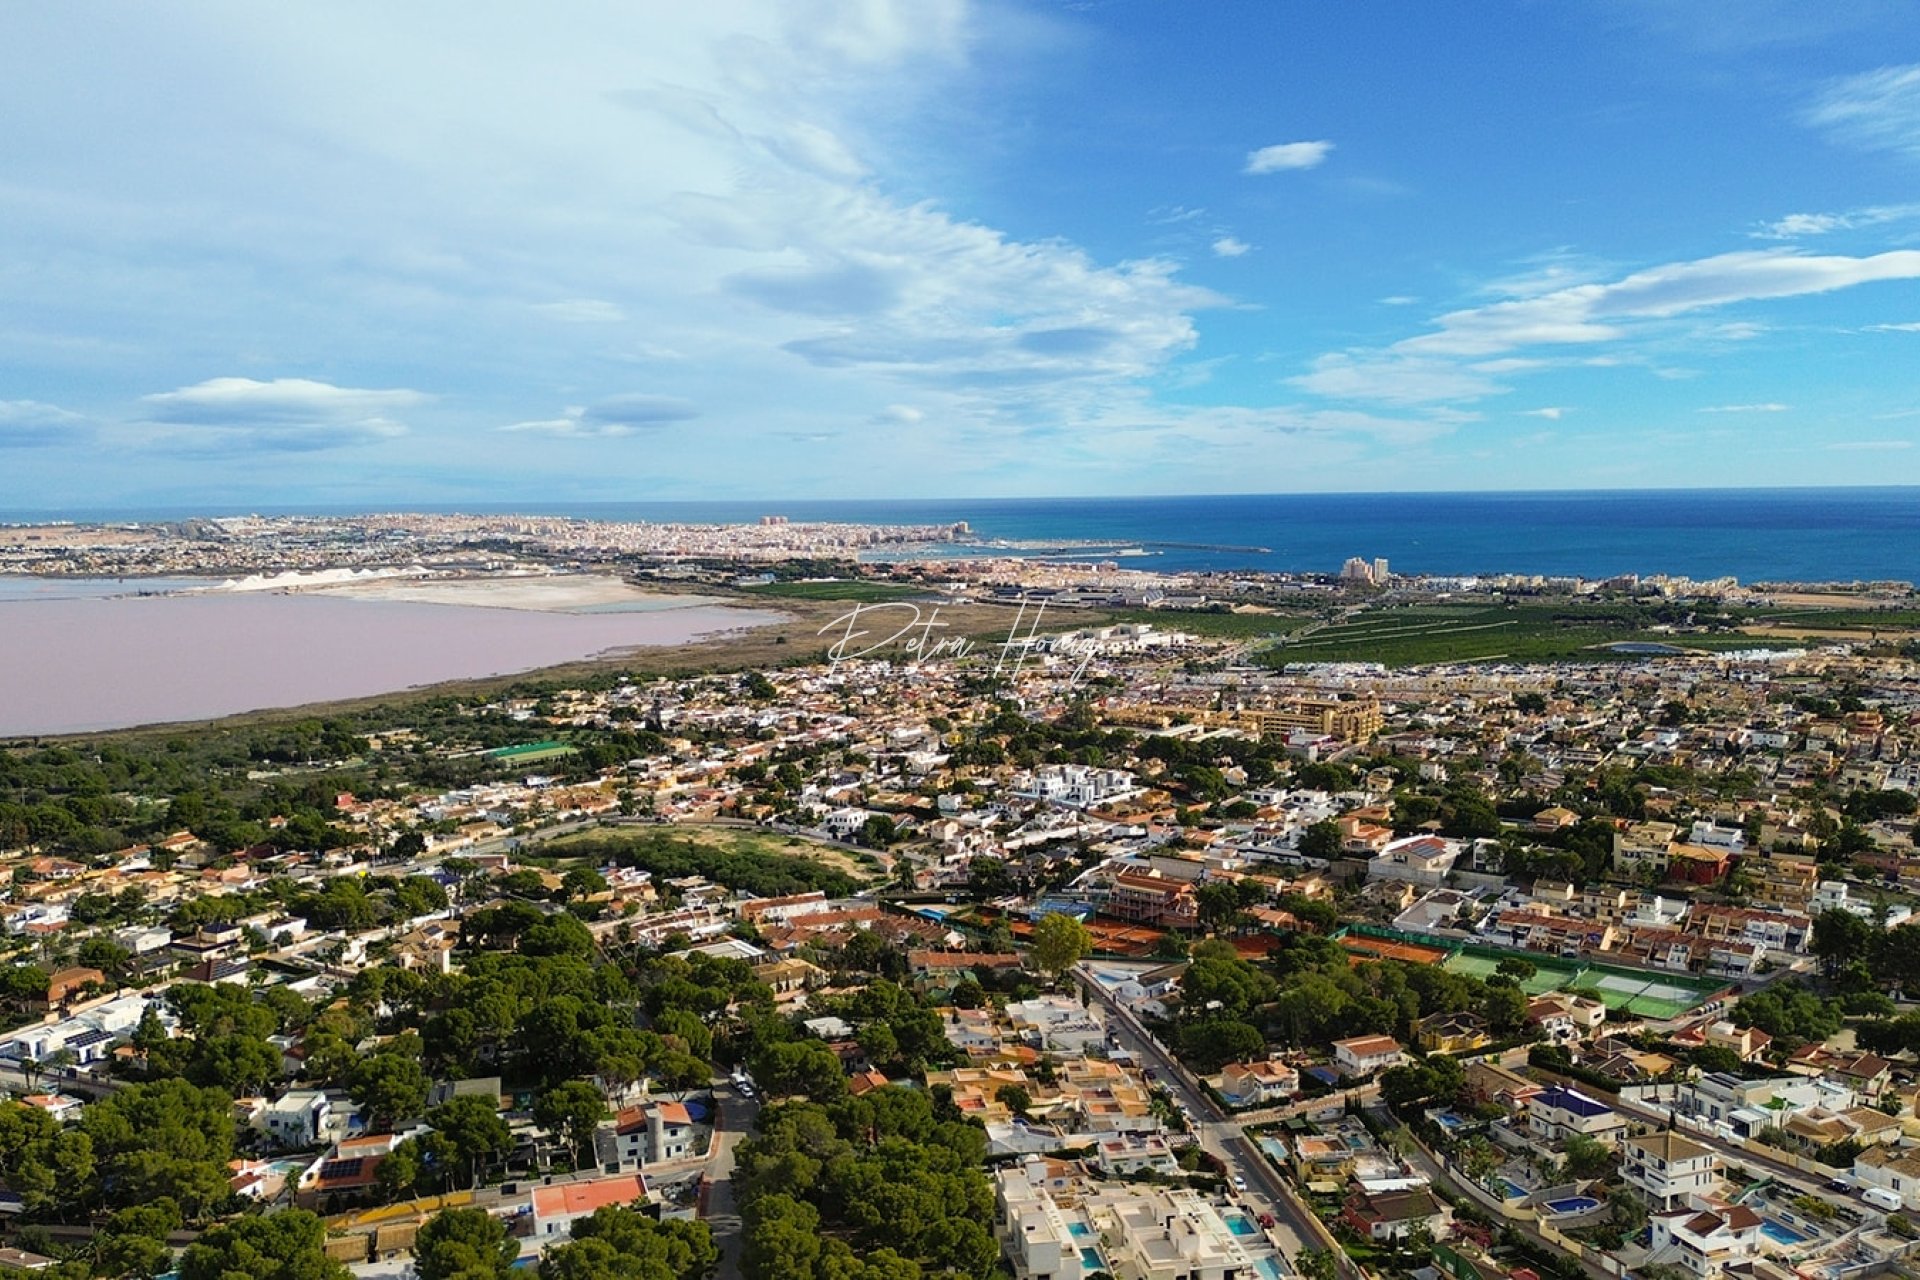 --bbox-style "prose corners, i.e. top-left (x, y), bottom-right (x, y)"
top-left (1068, 1221), bottom-right (1093, 1239)
top-left (1432, 1111), bottom-right (1468, 1132)
top-left (1223, 1209), bottom-right (1259, 1237)
top-left (1503, 1181), bottom-right (1530, 1201)
top-left (1256, 1257), bottom-right (1287, 1280)
top-left (1080, 1246), bottom-right (1103, 1271)
top-left (1762, 1220), bottom-right (1809, 1246)
top-left (1543, 1197), bottom-right (1601, 1215)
